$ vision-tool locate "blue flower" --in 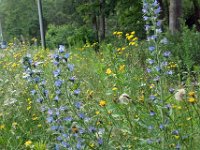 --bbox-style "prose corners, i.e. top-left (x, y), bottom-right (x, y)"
top-left (166, 70), bottom-right (173, 75)
top-left (55, 79), bottom-right (63, 87)
top-left (75, 102), bottom-right (82, 109)
top-left (98, 138), bottom-right (103, 145)
top-left (145, 25), bottom-right (150, 31)
top-left (48, 109), bottom-right (53, 115)
top-left (59, 45), bottom-right (65, 53)
top-left (172, 130), bottom-right (179, 135)
top-left (47, 117), bottom-right (54, 123)
top-left (57, 136), bottom-right (62, 141)
top-left (163, 51), bottom-right (171, 57)
top-left (37, 98), bottom-right (43, 103)
top-left (56, 90), bottom-right (61, 95)
top-left (74, 89), bottom-right (81, 95)
top-left (51, 126), bottom-right (58, 131)
top-left (63, 116), bottom-right (73, 122)
top-left (53, 69), bottom-right (61, 77)
top-left (88, 126), bottom-right (96, 133)
top-left (169, 88), bottom-right (175, 93)
top-left (143, 16), bottom-right (149, 21)
top-left (150, 110), bottom-right (156, 116)
top-left (67, 64), bottom-right (74, 72)
top-left (154, 6), bottom-right (161, 14)
top-left (148, 46), bottom-right (155, 51)
top-left (156, 20), bottom-right (162, 26)
top-left (54, 95), bottom-right (59, 101)
top-left (148, 59), bottom-right (155, 65)
top-left (149, 95), bottom-right (156, 100)
top-left (53, 54), bottom-right (60, 61)
top-left (34, 77), bottom-right (40, 83)
top-left (159, 124), bottom-right (164, 130)
top-left (69, 76), bottom-right (76, 82)
top-left (30, 90), bottom-right (36, 95)
top-left (43, 90), bottom-right (48, 97)
top-left (78, 113), bottom-right (85, 119)
top-left (146, 68), bottom-right (152, 73)
top-left (61, 141), bottom-right (70, 148)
